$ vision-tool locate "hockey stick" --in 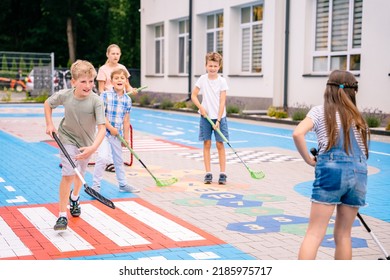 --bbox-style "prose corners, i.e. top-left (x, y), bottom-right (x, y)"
top-left (117, 135), bottom-right (178, 187)
top-left (205, 115), bottom-right (265, 179)
top-left (128, 85), bottom-right (148, 95)
top-left (53, 132), bottom-right (115, 209)
top-left (357, 213), bottom-right (390, 260)
top-left (310, 148), bottom-right (389, 260)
